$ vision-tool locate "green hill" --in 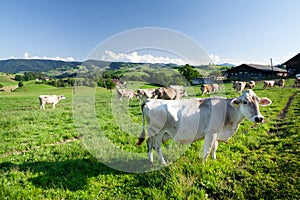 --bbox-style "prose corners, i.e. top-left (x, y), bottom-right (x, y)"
top-left (0, 73), bottom-right (18, 86)
top-left (0, 59), bottom-right (81, 74)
